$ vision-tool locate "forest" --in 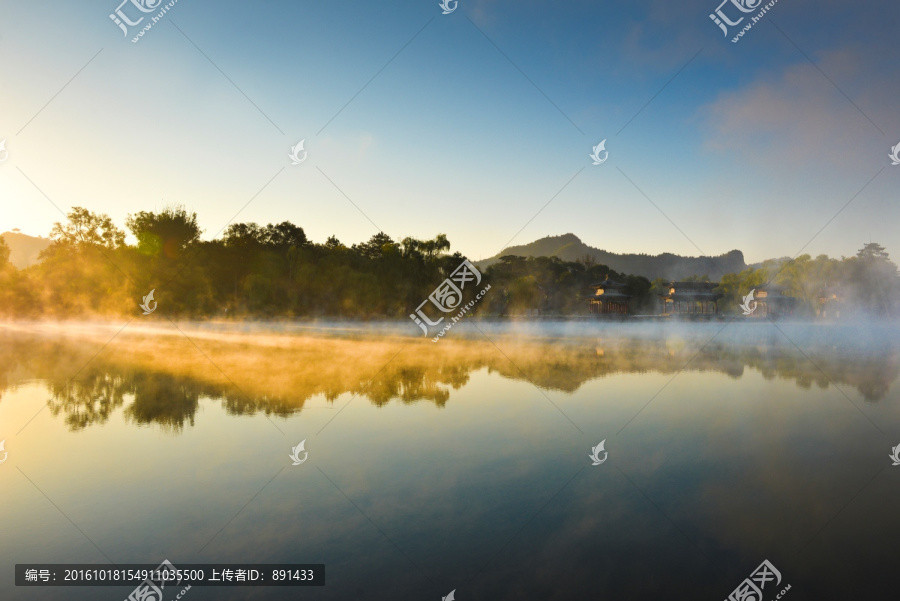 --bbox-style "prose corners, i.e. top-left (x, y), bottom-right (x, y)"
top-left (0, 206), bottom-right (897, 319)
